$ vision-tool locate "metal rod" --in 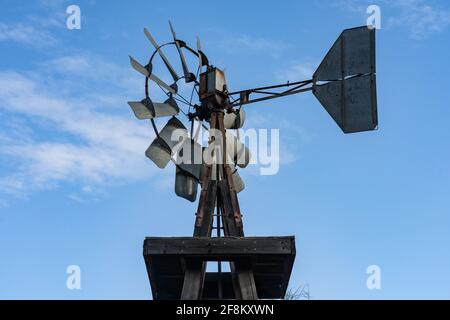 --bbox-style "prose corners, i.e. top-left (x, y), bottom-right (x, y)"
top-left (228, 79), bottom-right (312, 96)
top-left (230, 86), bottom-right (314, 107)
